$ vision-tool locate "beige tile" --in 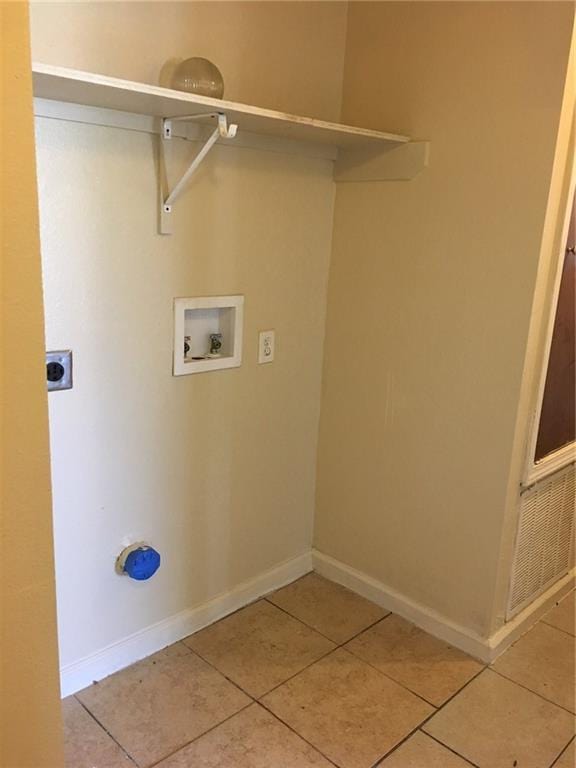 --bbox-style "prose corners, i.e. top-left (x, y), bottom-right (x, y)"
top-left (553, 738), bottom-right (575, 768)
top-left (346, 614), bottom-right (483, 706)
top-left (77, 644), bottom-right (250, 768)
top-left (62, 696), bottom-right (134, 768)
top-left (423, 669), bottom-right (575, 768)
top-left (155, 703), bottom-right (334, 767)
top-left (542, 590), bottom-right (575, 637)
top-left (491, 621), bottom-right (575, 712)
top-left (262, 648), bottom-right (433, 768)
top-left (184, 600), bottom-right (335, 697)
top-left (378, 731), bottom-right (473, 767)
top-left (268, 572), bottom-right (388, 643)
